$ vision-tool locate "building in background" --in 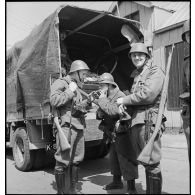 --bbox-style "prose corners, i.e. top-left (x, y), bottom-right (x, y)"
top-left (109, 1), bottom-right (190, 129)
